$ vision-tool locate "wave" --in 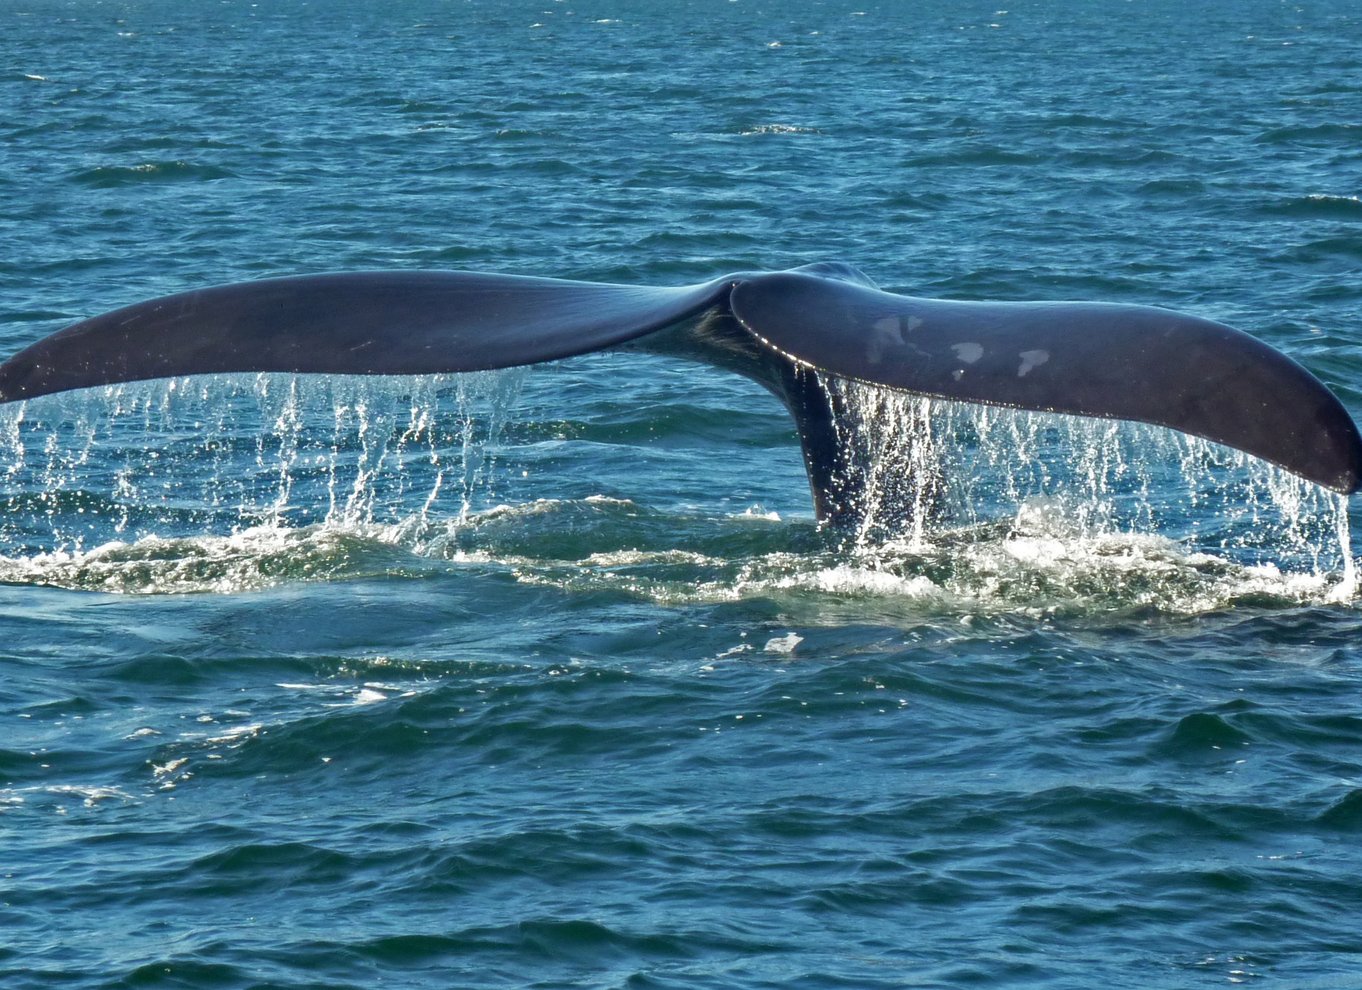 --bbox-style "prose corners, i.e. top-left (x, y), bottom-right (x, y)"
top-left (1256, 122), bottom-right (1362, 145)
top-left (0, 492), bottom-right (1348, 617)
top-left (66, 160), bottom-right (238, 188)
top-left (736, 124), bottom-right (821, 137)
top-left (1259, 194), bottom-right (1362, 220)
top-left (903, 146), bottom-right (1043, 168)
